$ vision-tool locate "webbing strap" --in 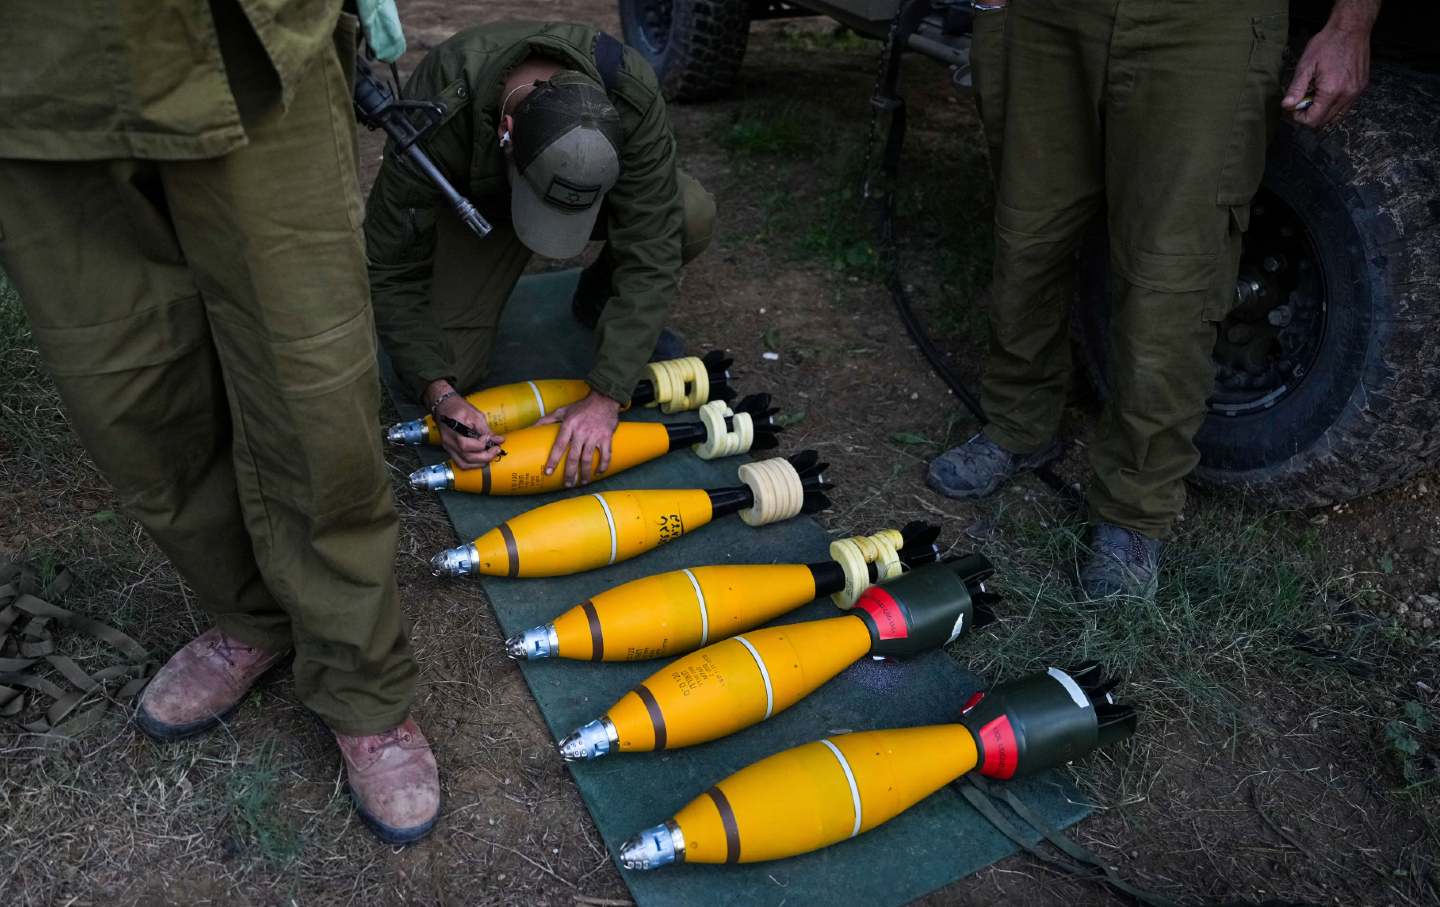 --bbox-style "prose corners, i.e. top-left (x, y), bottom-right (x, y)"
top-left (594, 32), bottom-right (626, 93)
top-left (0, 561), bottom-right (154, 739)
top-left (958, 776), bottom-right (1180, 907)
